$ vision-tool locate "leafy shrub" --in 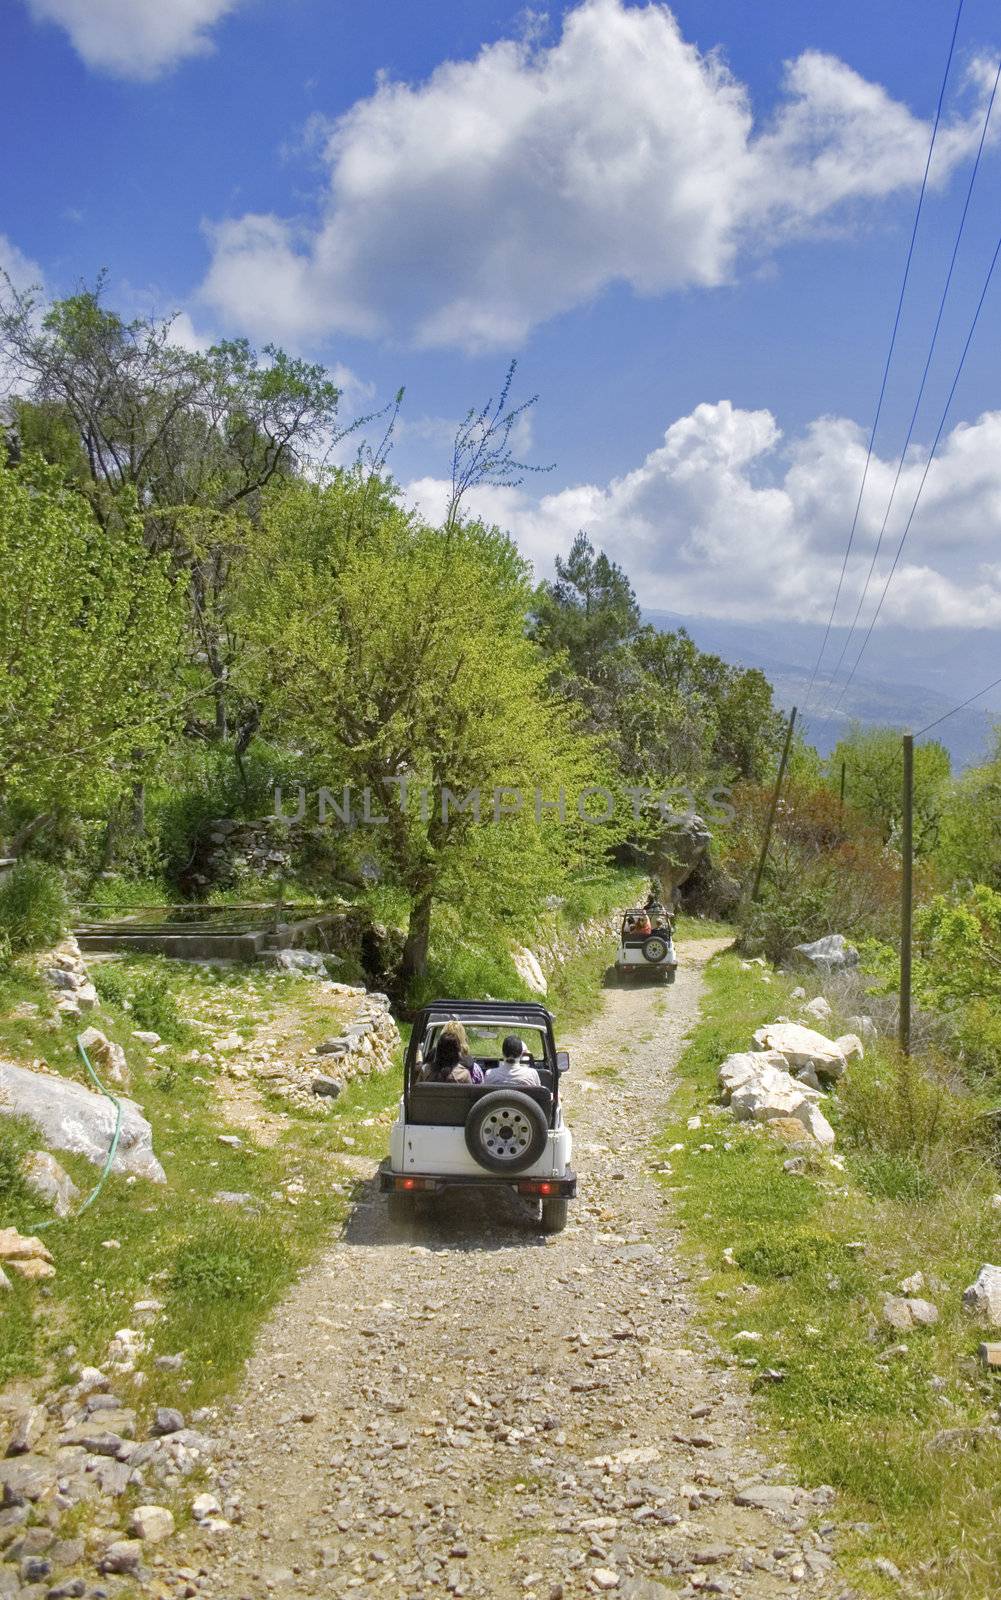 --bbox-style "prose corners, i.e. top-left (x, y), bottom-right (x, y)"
top-left (914, 885), bottom-right (1001, 1009)
top-left (83, 875), bottom-right (175, 914)
top-left (728, 780), bottom-right (919, 959)
top-left (150, 739), bottom-right (308, 889)
top-left (935, 754), bottom-right (1001, 890)
top-left (412, 928), bottom-right (528, 1012)
top-left (735, 1228), bottom-right (860, 1282)
top-left (127, 973), bottom-right (187, 1038)
top-left (93, 959), bottom-right (190, 1042)
top-left (738, 877), bottom-right (830, 963)
top-left (852, 1151), bottom-right (938, 1202)
top-left (0, 859), bottom-right (67, 952)
top-left (839, 1048), bottom-right (973, 1163)
top-left (953, 1000), bottom-right (1001, 1088)
top-left (170, 1242), bottom-right (258, 1301)
top-left (558, 867), bottom-right (644, 927)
